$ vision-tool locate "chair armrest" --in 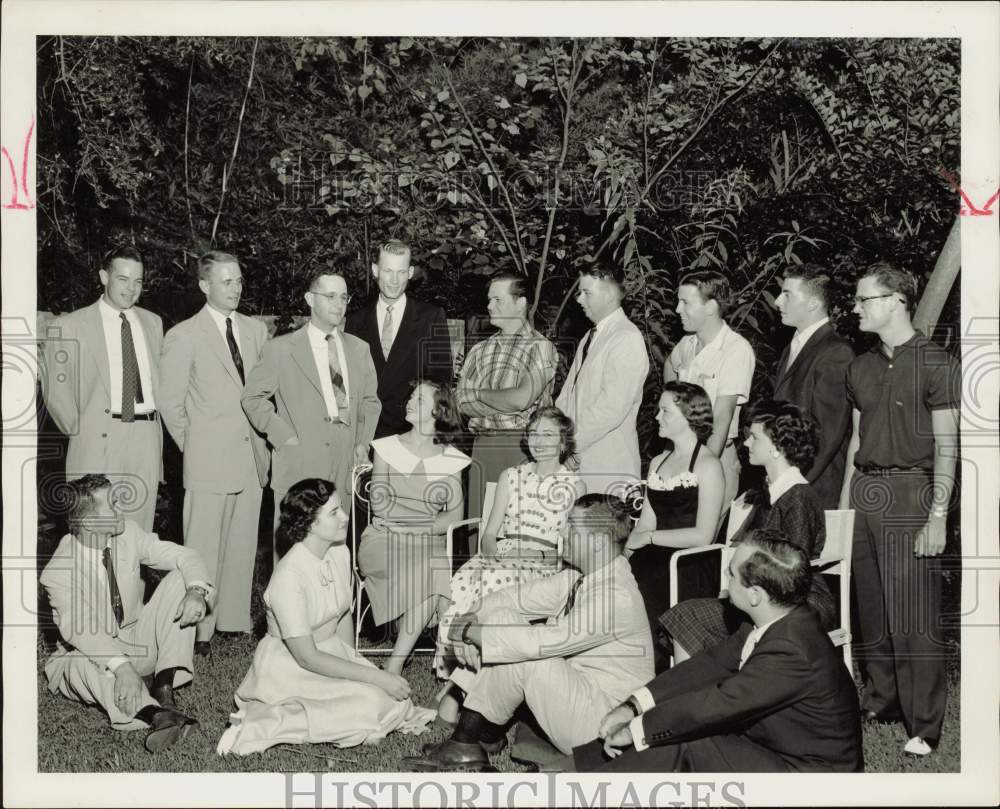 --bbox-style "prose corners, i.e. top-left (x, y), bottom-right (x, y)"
top-left (668, 543), bottom-right (725, 607)
top-left (446, 517), bottom-right (484, 562)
